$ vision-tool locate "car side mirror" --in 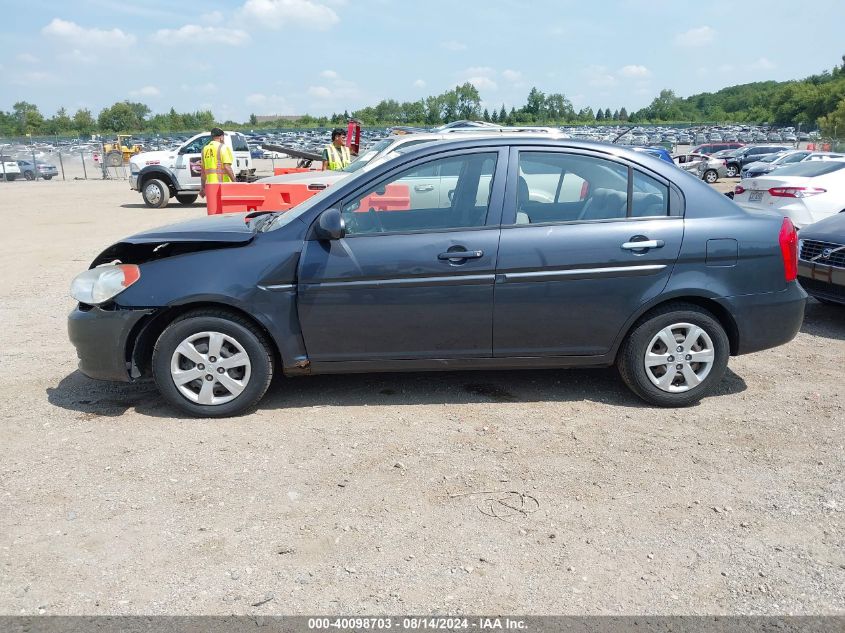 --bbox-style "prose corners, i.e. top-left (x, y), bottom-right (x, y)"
top-left (314, 208), bottom-right (346, 240)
